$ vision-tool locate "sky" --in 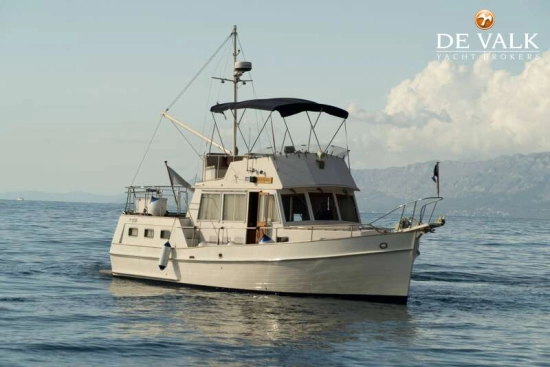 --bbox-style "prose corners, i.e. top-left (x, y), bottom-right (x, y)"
top-left (1, 0), bottom-right (549, 195)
